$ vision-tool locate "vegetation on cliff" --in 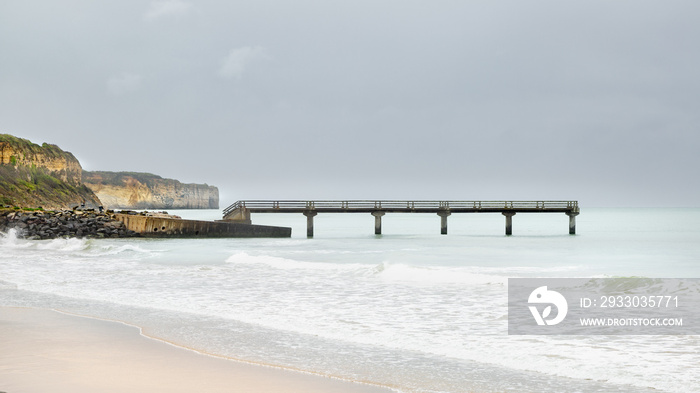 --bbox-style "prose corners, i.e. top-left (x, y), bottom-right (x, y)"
top-left (0, 134), bottom-right (101, 209)
top-left (83, 171), bottom-right (168, 188)
top-left (0, 134), bottom-right (68, 159)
